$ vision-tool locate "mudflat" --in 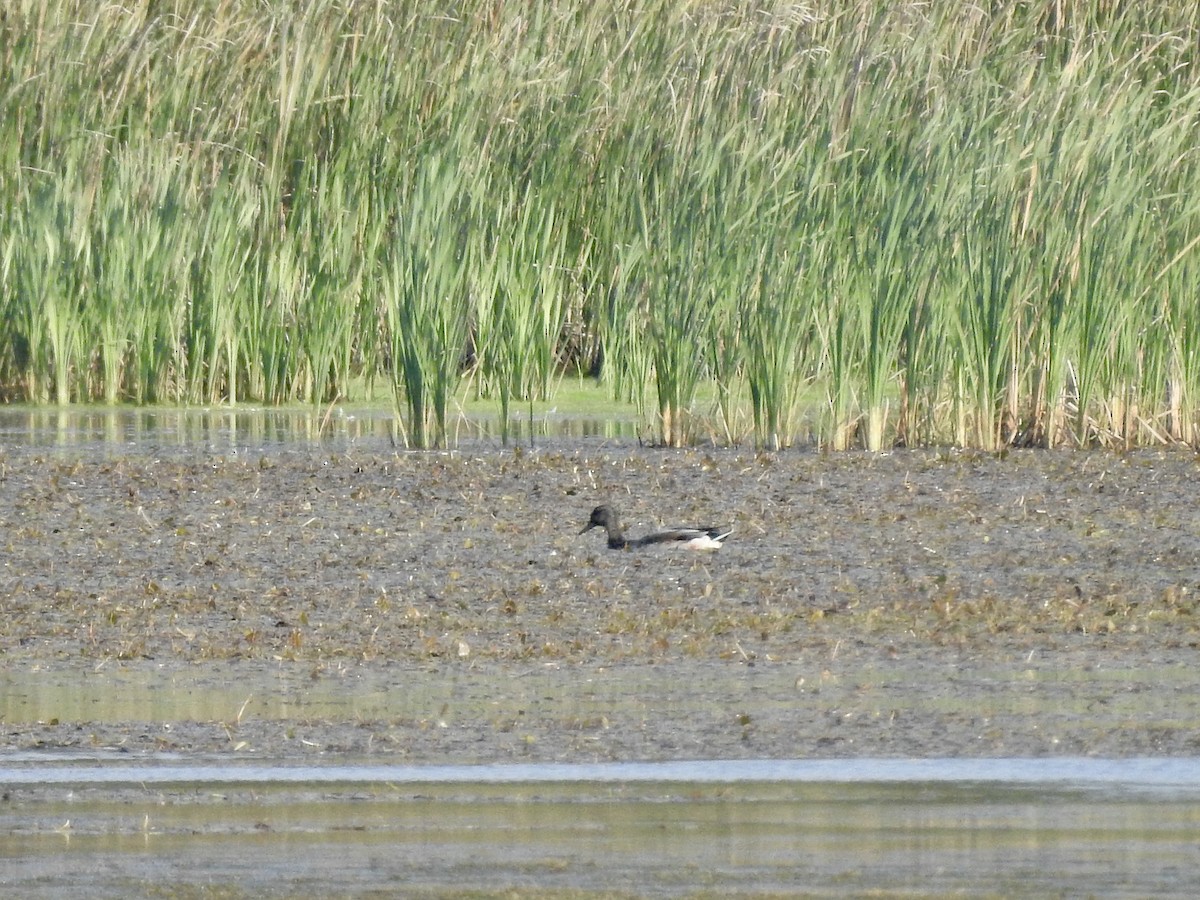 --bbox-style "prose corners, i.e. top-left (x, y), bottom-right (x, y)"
top-left (4, 442), bottom-right (1200, 761)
